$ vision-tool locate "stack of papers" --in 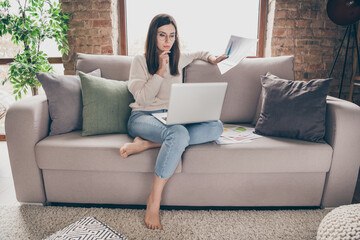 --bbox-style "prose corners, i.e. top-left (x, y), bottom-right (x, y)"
top-left (216, 124), bottom-right (262, 144)
top-left (217, 35), bottom-right (258, 75)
